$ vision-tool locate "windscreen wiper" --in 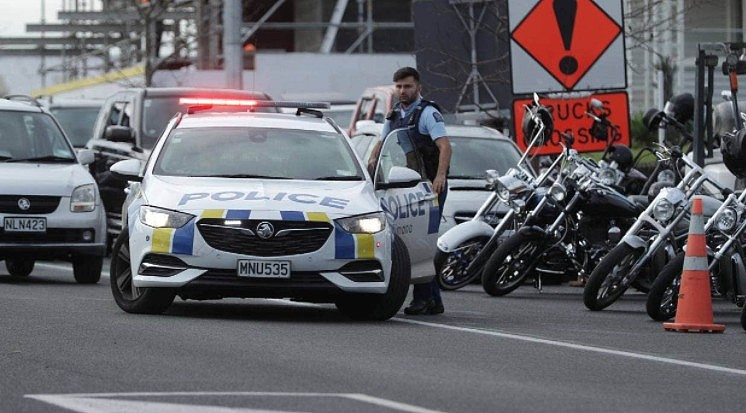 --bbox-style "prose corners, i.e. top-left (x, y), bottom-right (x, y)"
top-left (7, 155), bottom-right (76, 163)
top-left (204, 174), bottom-right (291, 179)
top-left (314, 176), bottom-right (364, 181)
